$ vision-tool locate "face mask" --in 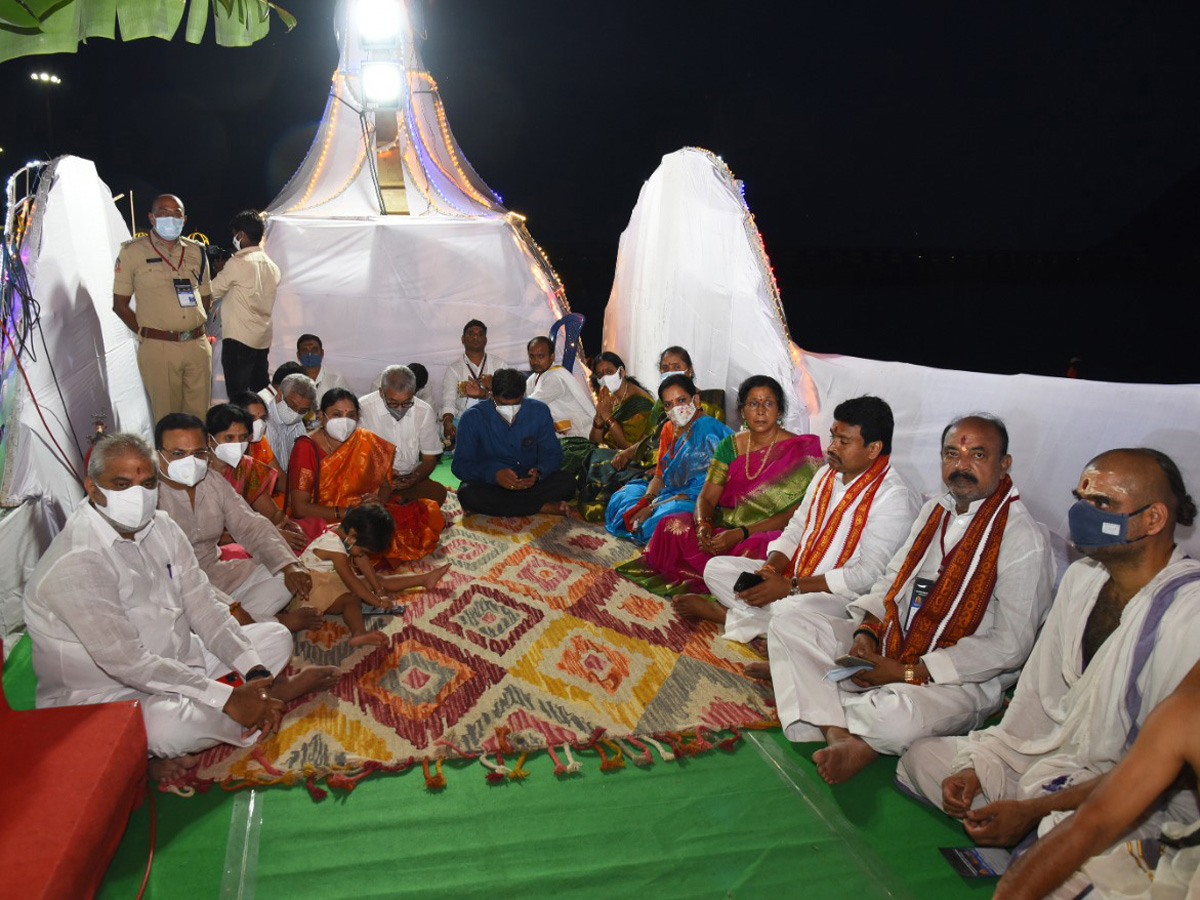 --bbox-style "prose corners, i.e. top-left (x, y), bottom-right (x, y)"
top-left (658, 371), bottom-right (674, 385)
top-left (388, 405), bottom-right (409, 422)
top-left (299, 353), bottom-right (322, 368)
top-left (274, 399), bottom-right (303, 426)
top-left (600, 370), bottom-right (623, 393)
top-left (162, 453), bottom-right (209, 487)
top-left (95, 485), bottom-right (158, 533)
top-left (232, 235), bottom-right (242, 251)
top-left (212, 441), bottom-right (248, 467)
top-left (495, 403), bottom-right (520, 424)
top-left (154, 216), bottom-right (184, 241)
top-left (250, 418), bottom-right (267, 442)
top-left (325, 417), bottom-right (358, 441)
top-left (667, 402), bottom-right (696, 428)
top-left (1068, 499), bottom-right (1151, 549)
